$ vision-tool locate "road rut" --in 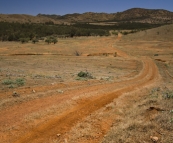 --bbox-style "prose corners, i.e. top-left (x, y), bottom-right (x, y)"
top-left (13, 57), bottom-right (159, 143)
